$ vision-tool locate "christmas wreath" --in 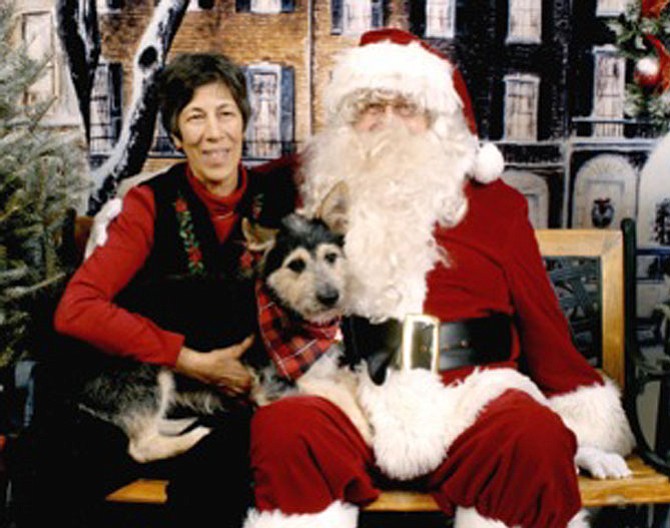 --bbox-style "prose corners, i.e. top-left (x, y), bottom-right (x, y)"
top-left (610, 0), bottom-right (670, 132)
